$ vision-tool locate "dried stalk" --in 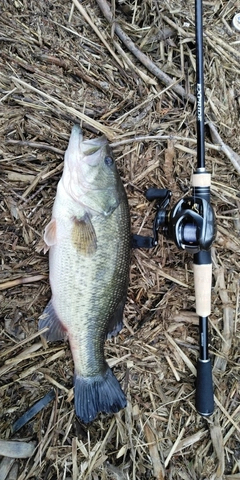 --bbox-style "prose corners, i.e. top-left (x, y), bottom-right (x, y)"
top-left (208, 122), bottom-right (240, 174)
top-left (95, 0), bottom-right (196, 103)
